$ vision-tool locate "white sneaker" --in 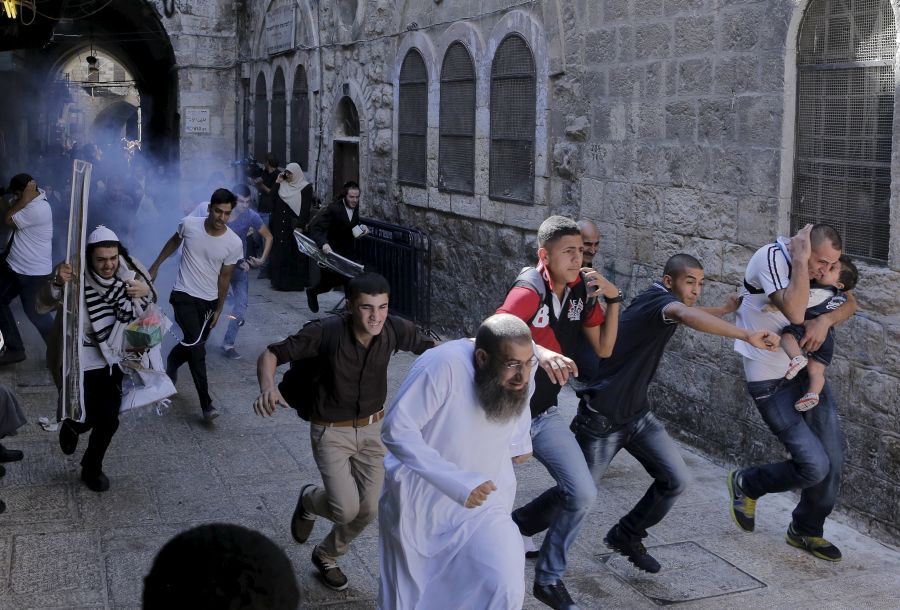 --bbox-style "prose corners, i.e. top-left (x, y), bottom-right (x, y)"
top-left (785, 355), bottom-right (808, 380)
